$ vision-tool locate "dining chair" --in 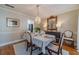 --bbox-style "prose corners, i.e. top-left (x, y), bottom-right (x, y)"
top-left (22, 32), bottom-right (32, 54)
top-left (40, 30), bottom-right (45, 35)
top-left (46, 33), bottom-right (64, 55)
top-left (22, 32), bottom-right (42, 55)
top-left (63, 30), bottom-right (74, 47)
